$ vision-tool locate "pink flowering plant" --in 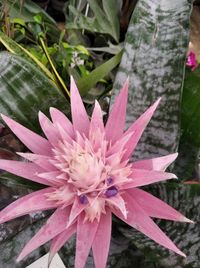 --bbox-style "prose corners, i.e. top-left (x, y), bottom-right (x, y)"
top-left (186, 51), bottom-right (198, 71)
top-left (0, 77), bottom-right (192, 268)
